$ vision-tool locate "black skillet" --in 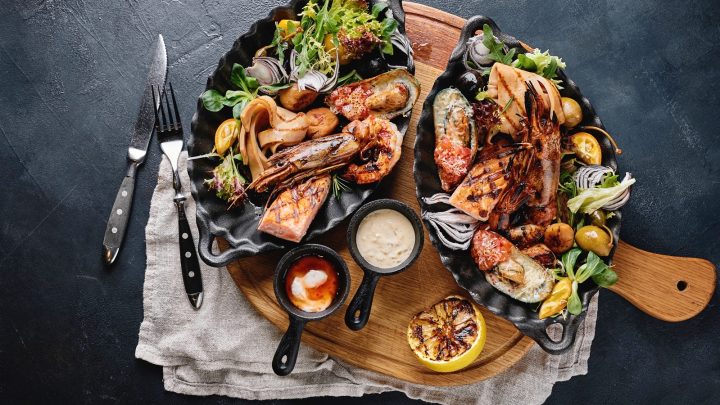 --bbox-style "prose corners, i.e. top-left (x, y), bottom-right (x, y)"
top-left (344, 199), bottom-right (424, 331)
top-left (413, 16), bottom-right (622, 354)
top-left (272, 244), bottom-right (350, 376)
top-left (187, 0), bottom-right (414, 267)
